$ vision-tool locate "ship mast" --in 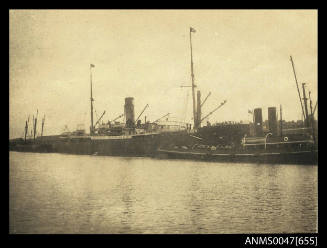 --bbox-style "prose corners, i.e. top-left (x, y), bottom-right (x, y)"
top-left (33, 109), bottom-right (38, 140)
top-left (189, 27), bottom-right (197, 129)
top-left (90, 64), bottom-right (95, 135)
top-left (309, 91), bottom-right (316, 145)
top-left (41, 114), bottom-right (45, 137)
top-left (24, 120), bottom-right (28, 142)
top-left (280, 105), bottom-right (283, 137)
top-left (302, 83), bottom-right (309, 127)
top-left (24, 115), bottom-right (30, 143)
